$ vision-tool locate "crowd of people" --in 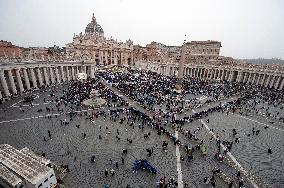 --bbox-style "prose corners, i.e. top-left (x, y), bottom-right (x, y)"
top-left (10, 65), bottom-right (282, 188)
